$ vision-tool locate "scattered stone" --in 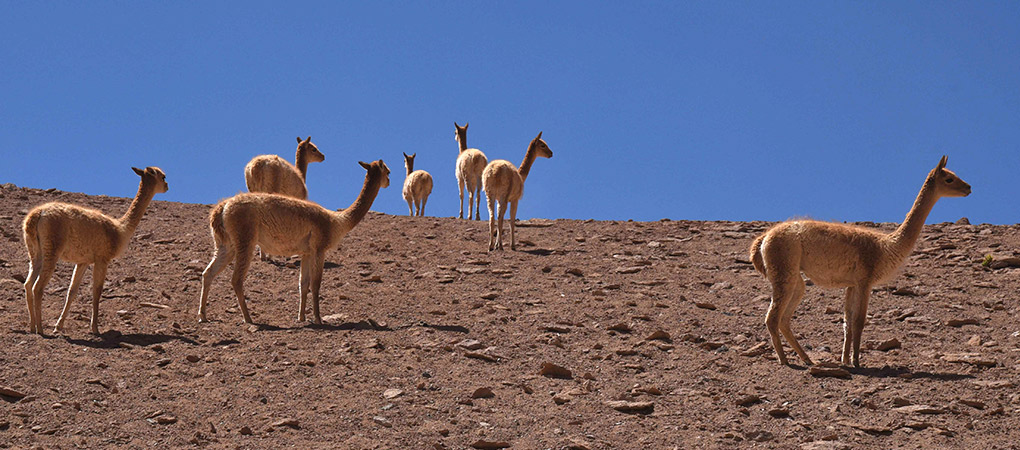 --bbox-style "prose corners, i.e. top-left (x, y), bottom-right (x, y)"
top-left (740, 342), bottom-right (769, 357)
top-left (710, 281), bottom-right (733, 290)
top-left (892, 405), bottom-right (945, 415)
top-left (480, 292), bottom-right (499, 300)
top-left (956, 217), bottom-right (970, 225)
top-left (801, 441), bottom-right (850, 450)
top-left (0, 385), bottom-right (27, 400)
top-left (457, 339), bottom-right (484, 350)
top-left (744, 430), bottom-right (774, 442)
top-left (272, 418), bottom-right (300, 429)
top-left (967, 335), bottom-right (982, 346)
top-left (809, 365), bottom-right (851, 379)
top-left (824, 306), bottom-right (842, 315)
top-left (543, 324), bottom-right (571, 333)
top-left (942, 353), bottom-right (997, 367)
top-left (839, 421), bottom-right (892, 435)
top-left (364, 275), bottom-right (383, 283)
top-left (185, 355), bottom-right (201, 363)
top-left (607, 322), bottom-right (632, 333)
top-left (876, 338), bottom-right (901, 351)
top-left (736, 394), bottom-right (762, 407)
top-left (372, 416), bottom-right (392, 428)
top-left (606, 400), bottom-right (654, 414)
top-left (465, 352), bottom-right (499, 363)
top-left (632, 386), bottom-right (662, 396)
top-left (645, 330), bottom-right (671, 342)
top-left (539, 363), bottom-right (573, 379)
top-left (768, 408), bottom-right (790, 418)
top-left (615, 266), bottom-right (643, 274)
top-left (948, 318), bottom-right (980, 327)
top-left (892, 287), bottom-right (919, 296)
top-left (382, 389), bottom-right (404, 399)
top-left (566, 439), bottom-right (592, 450)
top-left (553, 392), bottom-right (572, 404)
top-left (903, 421), bottom-right (932, 430)
top-left (989, 257), bottom-right (1020, 269)
top-left (890, 397), bottom-right (912, 407)
top-left (470, 440), bottom-right (511, 449)
top-left (155, 415), bottom-right (178, 425)
top-left (694, 302), bottom-right (717, 310)
top-left (471, 388), bottom-right (495, 399)
top-left (239, 426), bottom-right (253, 435)
top-left (959, 399), bottom-right (986, 409)
top-left (565, 268), bottom-right (583, 277)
